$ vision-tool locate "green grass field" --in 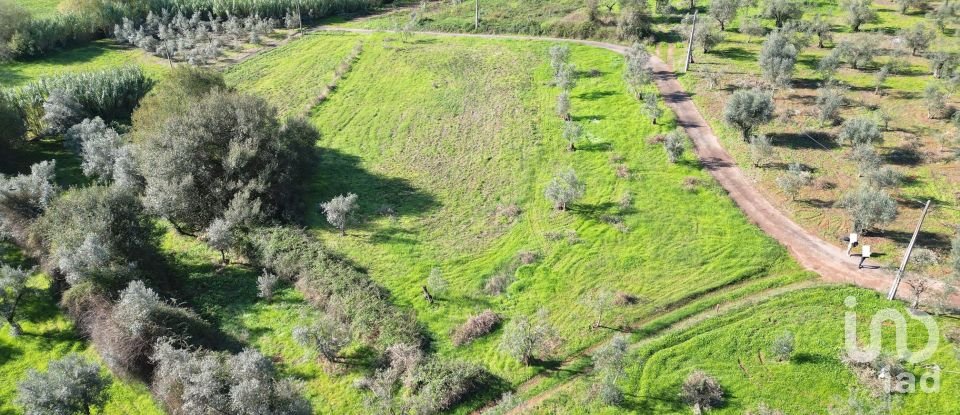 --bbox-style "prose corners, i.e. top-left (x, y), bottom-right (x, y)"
top-left (224, 31), bottom-right (813, 397)
top-left (18, 0), bottom-right (62, 18)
